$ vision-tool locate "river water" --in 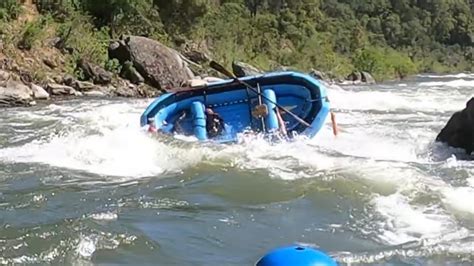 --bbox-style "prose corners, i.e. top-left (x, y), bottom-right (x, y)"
top-left (0, 74), bottom-right (473, 265)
